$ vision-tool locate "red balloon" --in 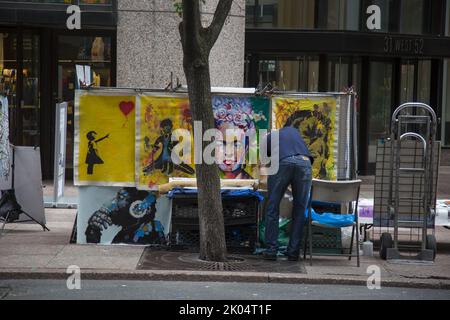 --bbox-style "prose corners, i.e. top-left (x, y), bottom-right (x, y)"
top-left (119, 101), bottom-right (134, 117)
